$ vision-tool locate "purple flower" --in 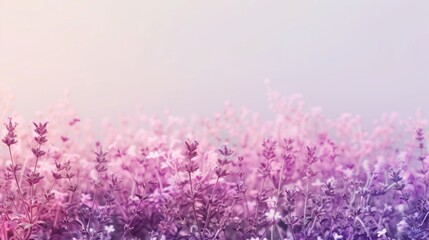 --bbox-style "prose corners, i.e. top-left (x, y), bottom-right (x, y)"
top-left (262, 138), bottom-right (277, 160)
top-left (33, 122), bottom-right (48, 144)
top-left (2, 117), bottom-right (18, 147)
